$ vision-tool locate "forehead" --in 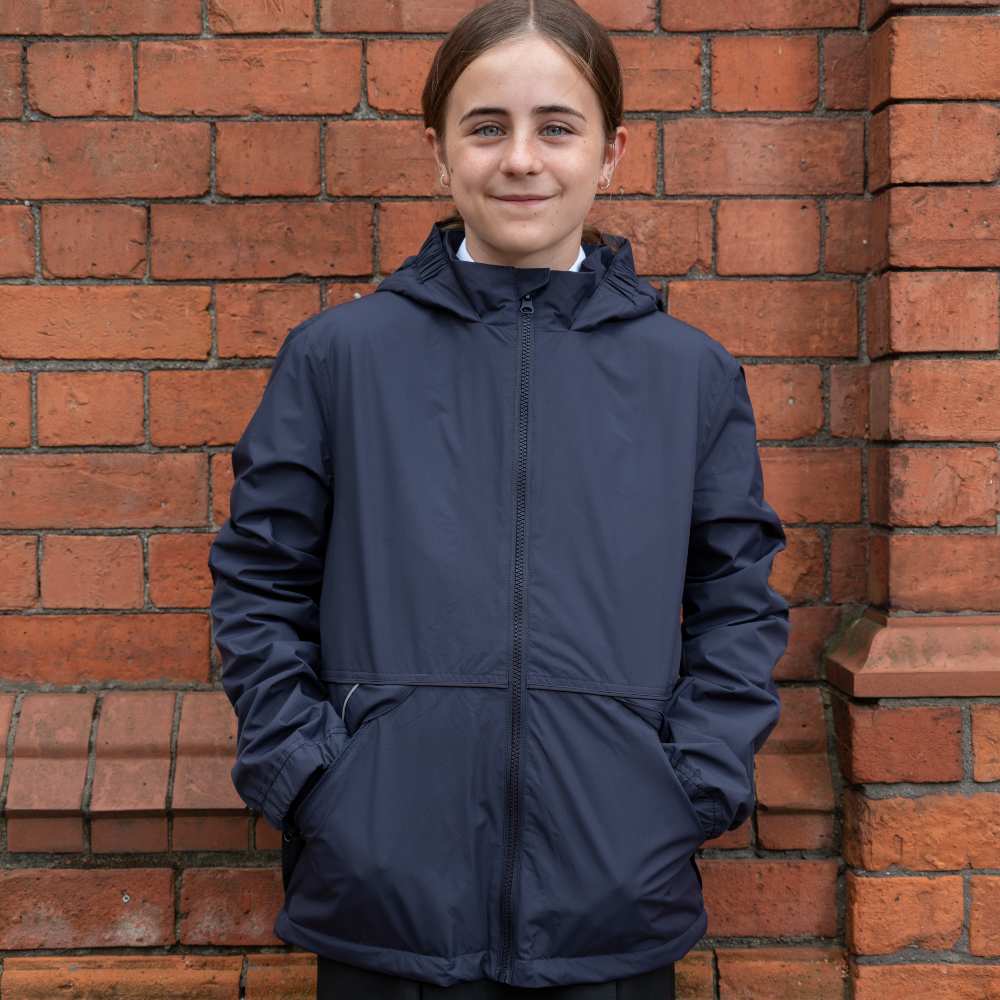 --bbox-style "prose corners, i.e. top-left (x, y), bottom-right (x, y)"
top-left (447, 33), bottom-right (596, 115)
